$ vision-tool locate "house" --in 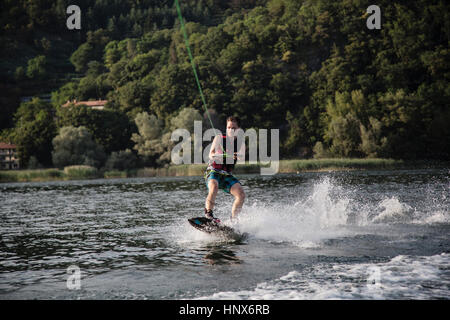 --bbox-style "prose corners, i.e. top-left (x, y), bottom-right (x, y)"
top-left (0, 142), bottom-right (20, 170)
top-left (62, 99), bottom-right (107, 110)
